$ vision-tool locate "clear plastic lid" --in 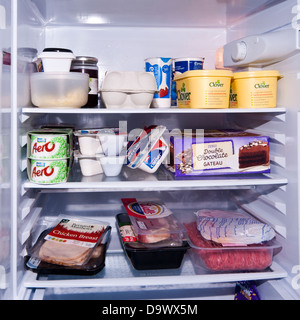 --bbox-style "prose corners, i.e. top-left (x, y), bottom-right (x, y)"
top-left (74, 128), bottom-right (126, 137)
top-left (126, 125), bottom-right (167, 169)
top-left (28, 215), bottom-right (110, 267)
top-left (121, 198), bottom-right (184, 244)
